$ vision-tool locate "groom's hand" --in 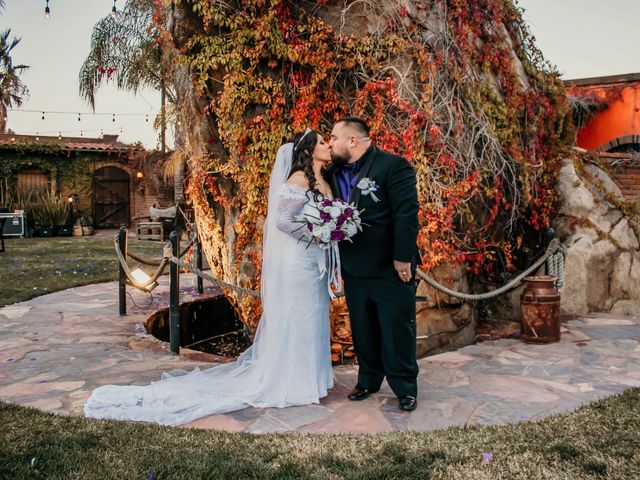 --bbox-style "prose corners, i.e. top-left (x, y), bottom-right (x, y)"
top-left (394, 260), bottom-right (413, 283)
